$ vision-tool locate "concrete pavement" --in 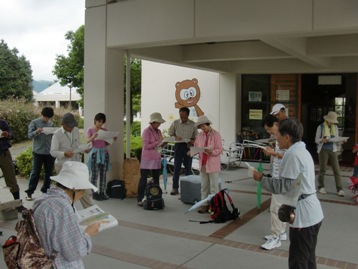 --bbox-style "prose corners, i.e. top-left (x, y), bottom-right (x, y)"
top-left (0, 147), bottom-right (357, 269)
